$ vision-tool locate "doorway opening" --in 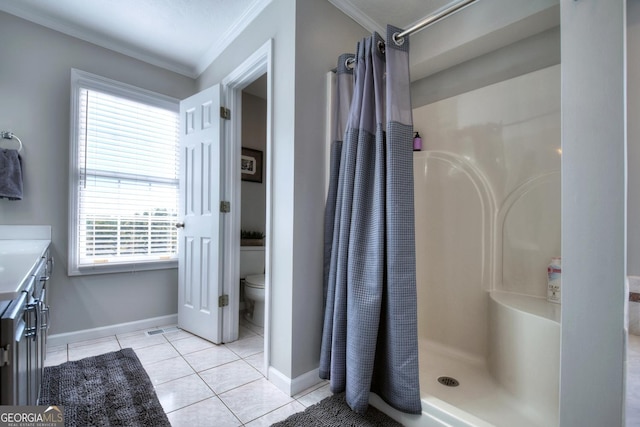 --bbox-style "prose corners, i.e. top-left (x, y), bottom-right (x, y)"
top-left (220, 40), bottom-right (273, 377)
top-left (238, 75), bottom-right (267, 340)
